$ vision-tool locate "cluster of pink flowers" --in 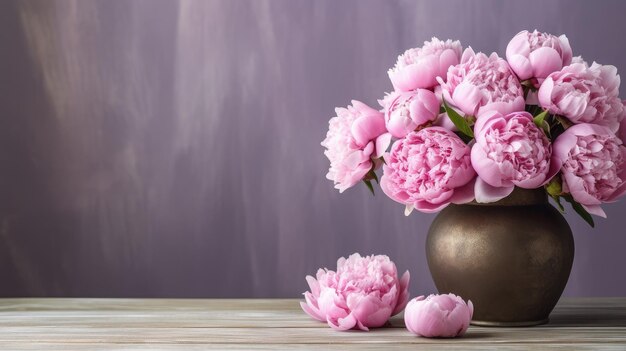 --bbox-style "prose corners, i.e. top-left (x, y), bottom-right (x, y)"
top-left (322, 30), bottom-right (626, 224)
